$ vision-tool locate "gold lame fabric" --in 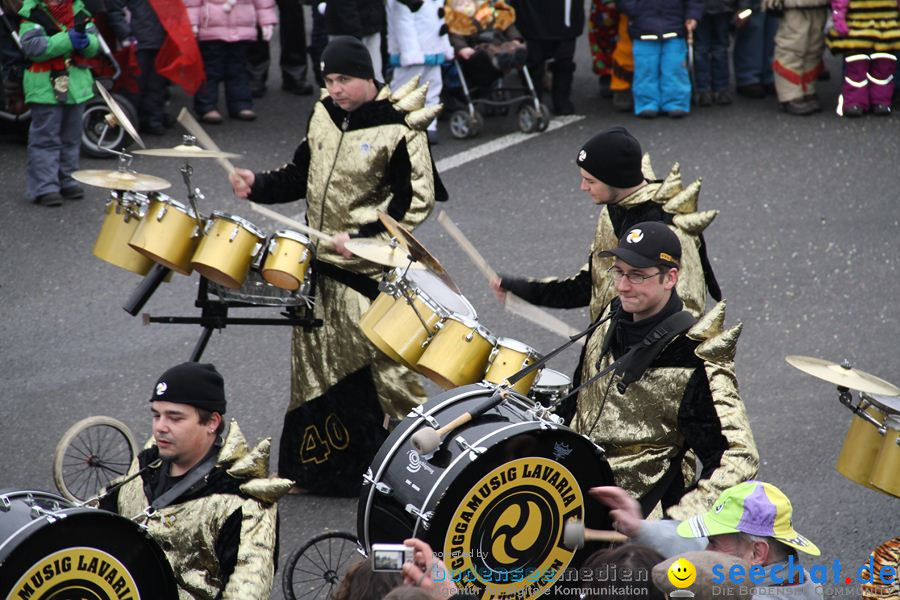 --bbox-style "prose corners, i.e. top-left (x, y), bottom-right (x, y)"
top-left (112, 422), bottom-right (291, 600)
top-left (288, 83), bottom-right (437, 415)
top-left (574, 301), bottom-right (759, 519)
top-left (290, 274), bottom-right (427, 417)
top-left (590, 157), bottom-right (716, 320)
